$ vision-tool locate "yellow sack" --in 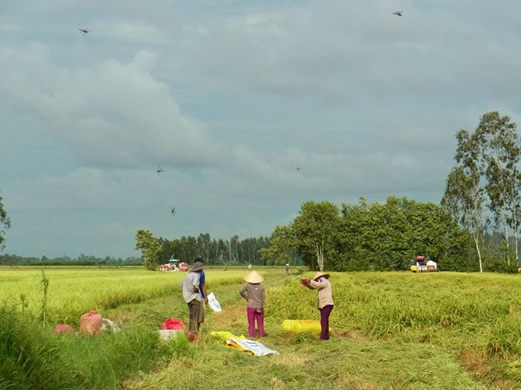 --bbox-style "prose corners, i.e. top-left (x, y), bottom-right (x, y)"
top-left (280, 319), bottom-right (325, 333)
